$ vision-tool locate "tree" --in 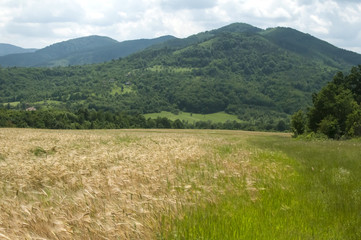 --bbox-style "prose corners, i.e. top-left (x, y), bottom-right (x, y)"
top-left (299, 65), bottom-right (361, 139)
top-left (307, 81), bottom-right (357, 137)
top-left (291, 110), bottom-right (306, 137)
top-left (318, 115), bottom-right (339, 138)
top-left (346, 107), bottom-right (361, 137)
top-left (344, 65), bottom-right (361, 103)
top-left (276, 120), bottom-right (287, 132)
top-left (172, 119), bottom-right (185, 129)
